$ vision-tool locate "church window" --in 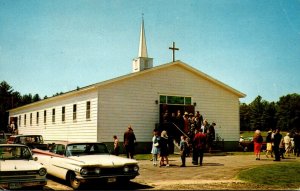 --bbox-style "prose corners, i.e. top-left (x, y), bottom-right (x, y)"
top-left (30, 113), bottom-right (32, 126)
top-left (24, 114), bottom-right (26, 126)
top-left (73, 104), bottom-right (77, 121)
top-left (52, 109), bottom-right (55, 123)
top-left (185, 97), bottom-right (192, 105)
top-left (19, 115), bottom-right (21, 127)
top-left (159, 95), bottom-right (192, 105)
top-left (44, 110), bottom-right (47, 124)
top-left (36, 112), bottom-right (39, 125)
top-left (86, 101), bottom-right (91, 120)
top-left (62, 106), bottom-right (65, 122)
top-left (160, 96), bottom-right (167, 104)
